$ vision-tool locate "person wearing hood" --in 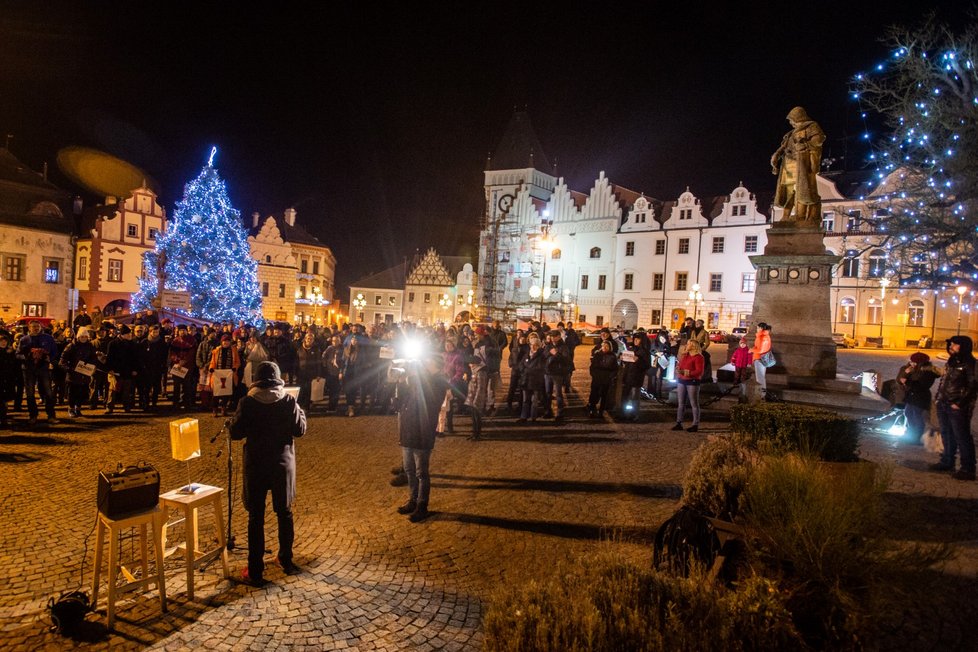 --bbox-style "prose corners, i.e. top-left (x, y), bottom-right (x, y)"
top-left (230, 361), bottom-right (307, 586)
top-left (897, 352), bottom-right (940, 445)
top-left (931, 336), bottom-right (977, 480)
